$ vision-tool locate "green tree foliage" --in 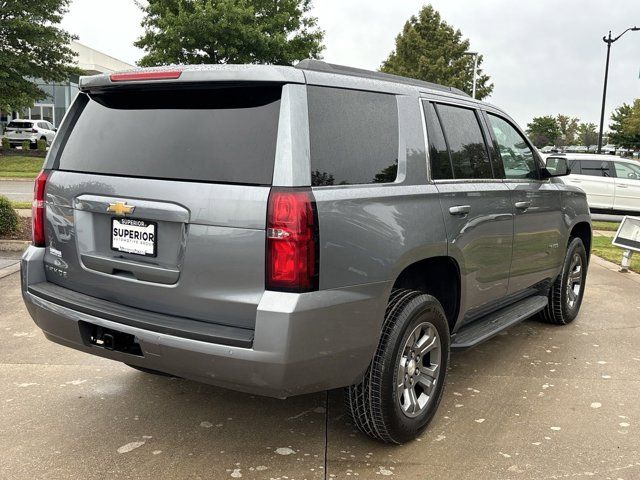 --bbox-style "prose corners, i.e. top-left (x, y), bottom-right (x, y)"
top-left (526, 116), bottom-right (560, 148)
top-left (555, 114), bottom-right (579, 147)
top-left (576, 122), bottom-right (598, 147)
top-left (135, 0), bottom-right (324, 66)
top-left (0, 0), bottom-right (80, 112)
top-left (609, 100), bottom-right (640, 149)
top-left (381, 5), bottom-right (493, 100)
